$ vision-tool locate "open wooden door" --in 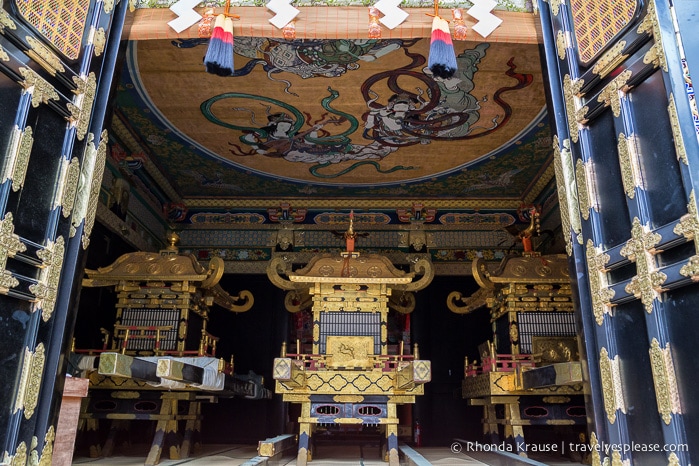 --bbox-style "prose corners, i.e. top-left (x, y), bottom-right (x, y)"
top-left (0, 0), bottom-right (126, 463)
top-left (539, 0), bottom-right (699, 464)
